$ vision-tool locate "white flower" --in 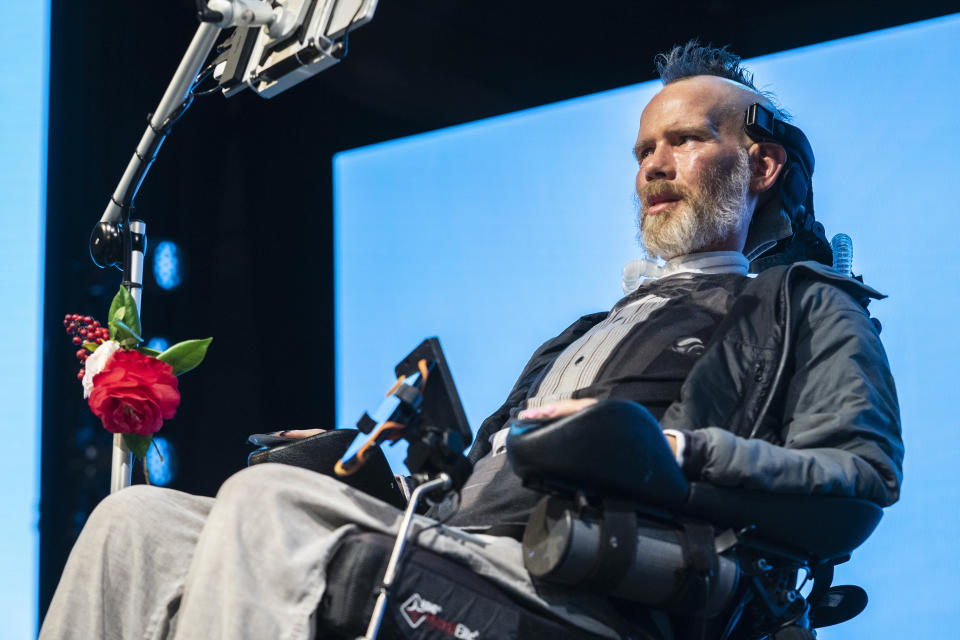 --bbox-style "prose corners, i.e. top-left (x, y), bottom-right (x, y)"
top-left (82, 340), bottom-right (121, 399)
